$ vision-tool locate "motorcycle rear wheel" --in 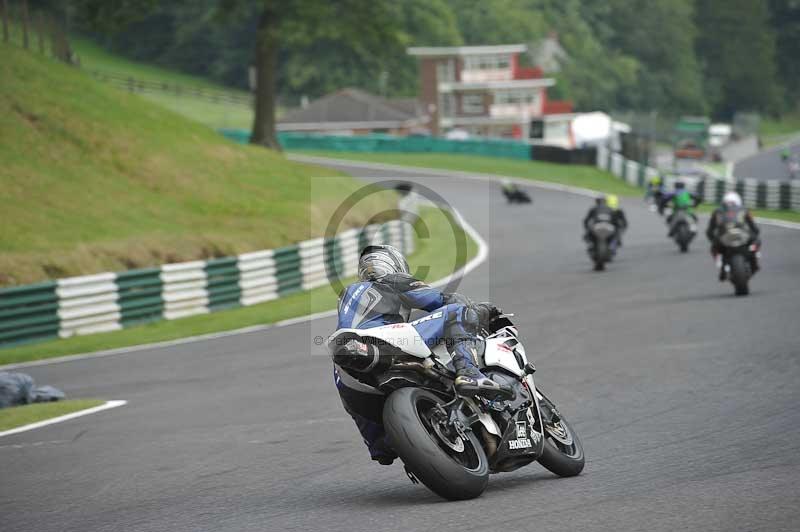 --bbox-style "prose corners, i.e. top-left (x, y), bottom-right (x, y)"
top-left (730, 253), bottom-right (750, 296)
top-left (676, 224), bottom-right (690, 253)
top-left (383, 388), bottom-right (489, 500)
